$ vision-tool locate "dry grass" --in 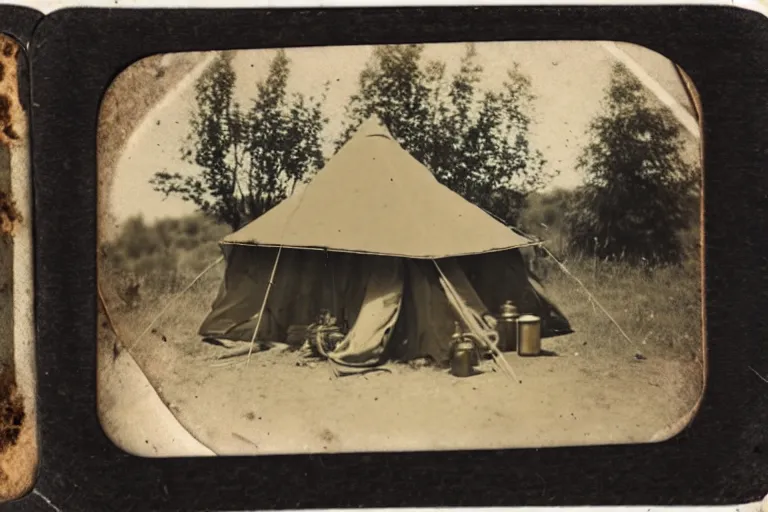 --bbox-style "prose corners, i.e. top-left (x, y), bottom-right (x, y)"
top-left (99, 214), bottom-right (228, 373)
top-left (540, 254), bottom-right (702, 360)
top-left (537, 251), bottom-right (704, 408)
